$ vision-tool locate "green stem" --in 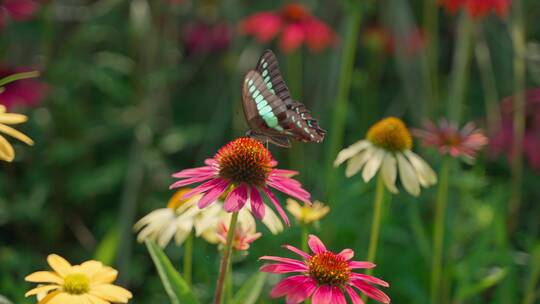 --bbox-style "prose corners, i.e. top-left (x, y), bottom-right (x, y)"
top-left (325, 9), bottom-right (362, 200)
top-left (523, 245), bottom-right (540, 304)
top-left (424, 0), bottom-right (439, 115)
top-left (301, 224), bottom-right (309, 252)
top-left (183, 232), bottom-right (193, 287)
top-left (0, 71), bottom-right (40, 87)
top-left (448, 13), bottom-right (473, 124)
top-left (366, 174), bottom-right (385, 269)
top-left (431, 157), bottom-right (450, 304)
top-left (474, 25), bottom-right (501, 135)
top-left (508, 0), bottom-right (526, 233)
top-left (214, 212), bottom-right (239, 304)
